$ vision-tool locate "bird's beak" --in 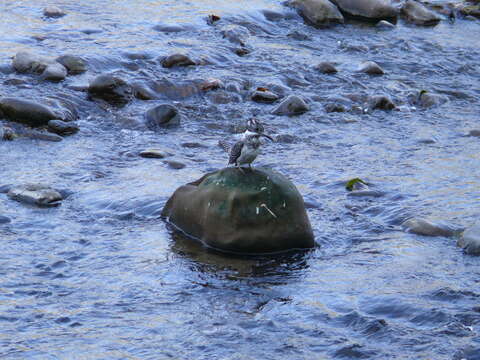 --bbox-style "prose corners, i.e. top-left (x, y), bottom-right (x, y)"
top-left (261, 134), bottom-right (274, 142)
